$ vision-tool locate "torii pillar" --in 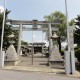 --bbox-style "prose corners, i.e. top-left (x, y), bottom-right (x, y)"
top-left (17, 24), bottom-right (22, 55)
top-left (48, 23), bottom-right (52, 58)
